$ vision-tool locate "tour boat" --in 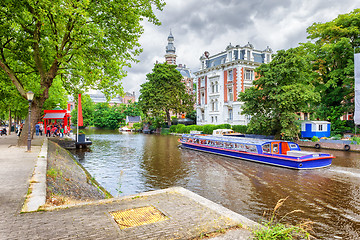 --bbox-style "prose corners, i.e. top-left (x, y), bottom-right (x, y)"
top-left (179, 134), bottom-right (334, 170)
